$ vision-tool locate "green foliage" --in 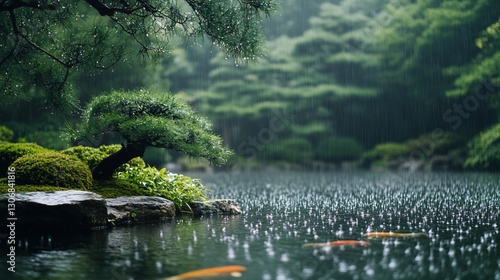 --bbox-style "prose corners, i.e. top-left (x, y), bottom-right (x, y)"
top-left (261, 138), bottom-right (313, 163)
top-left (10, 152), bottom-right (93, 190)
top-left (359, 142), bottom-right (410, 169)
top-left (406, 132), bottom-right (465, 155)
top-left (61, 145), bottom-right (145, 171)
top-left (0, 0), bottom-right (277, 110)
top-left (171, 0), bottom-right (385, 165)
top-left (0, 126), bottom-right (14, 142)
top-left (69, 90), bottom-right (232, 166)
top-left (446, 18), bottom-right (500, 110)
top-left (464, 124), bottom-right (500, 170)
top-left (0, 143), bottom-right (50, 177)
top-left (116, 164), bottom-right (208, 210)
top-left (373, 143), bottom-right (411, 160)
top-left (315, 136), bottom-right (364, 162)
